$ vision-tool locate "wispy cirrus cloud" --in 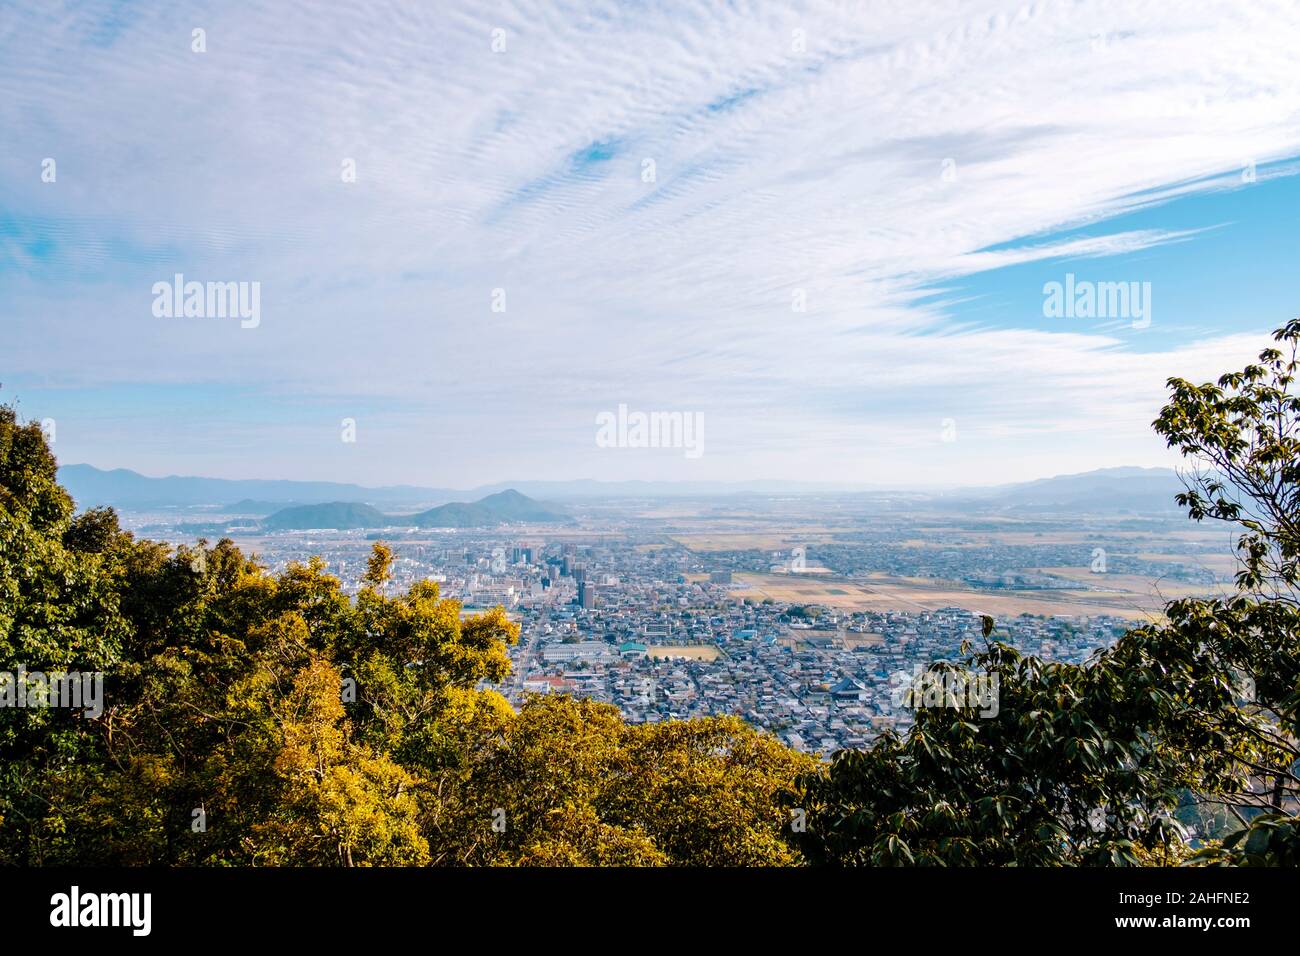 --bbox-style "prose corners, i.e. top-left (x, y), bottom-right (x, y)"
top-left (2, 0), bottom-right (1299, 484)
